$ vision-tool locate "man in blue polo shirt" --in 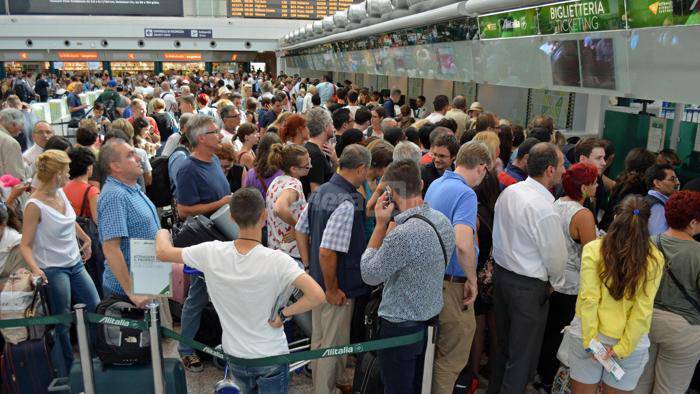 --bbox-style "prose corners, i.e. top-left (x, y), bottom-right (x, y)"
top-left (424, 141), bottom-right (492, 394)
top-left (175, 114), bottom-right (232, 373)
